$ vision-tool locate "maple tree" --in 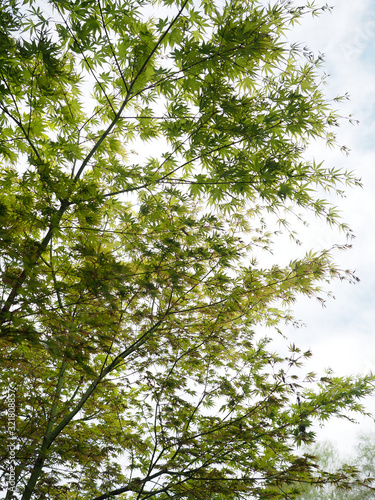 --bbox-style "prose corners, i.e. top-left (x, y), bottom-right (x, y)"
top-left (0, 0), bottom-right (374, 499)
